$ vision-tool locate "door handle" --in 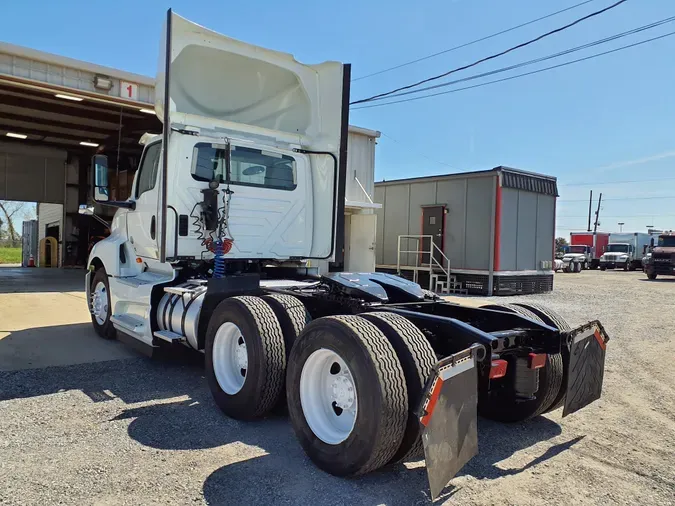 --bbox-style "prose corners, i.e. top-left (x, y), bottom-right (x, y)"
top-left (150, 216), bottom-right (156, 240)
